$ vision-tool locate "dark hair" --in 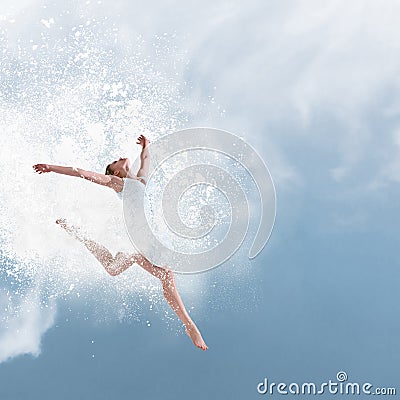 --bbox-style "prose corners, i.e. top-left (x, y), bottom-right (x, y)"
top-left (105, 163), bottom-right (114, 175)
